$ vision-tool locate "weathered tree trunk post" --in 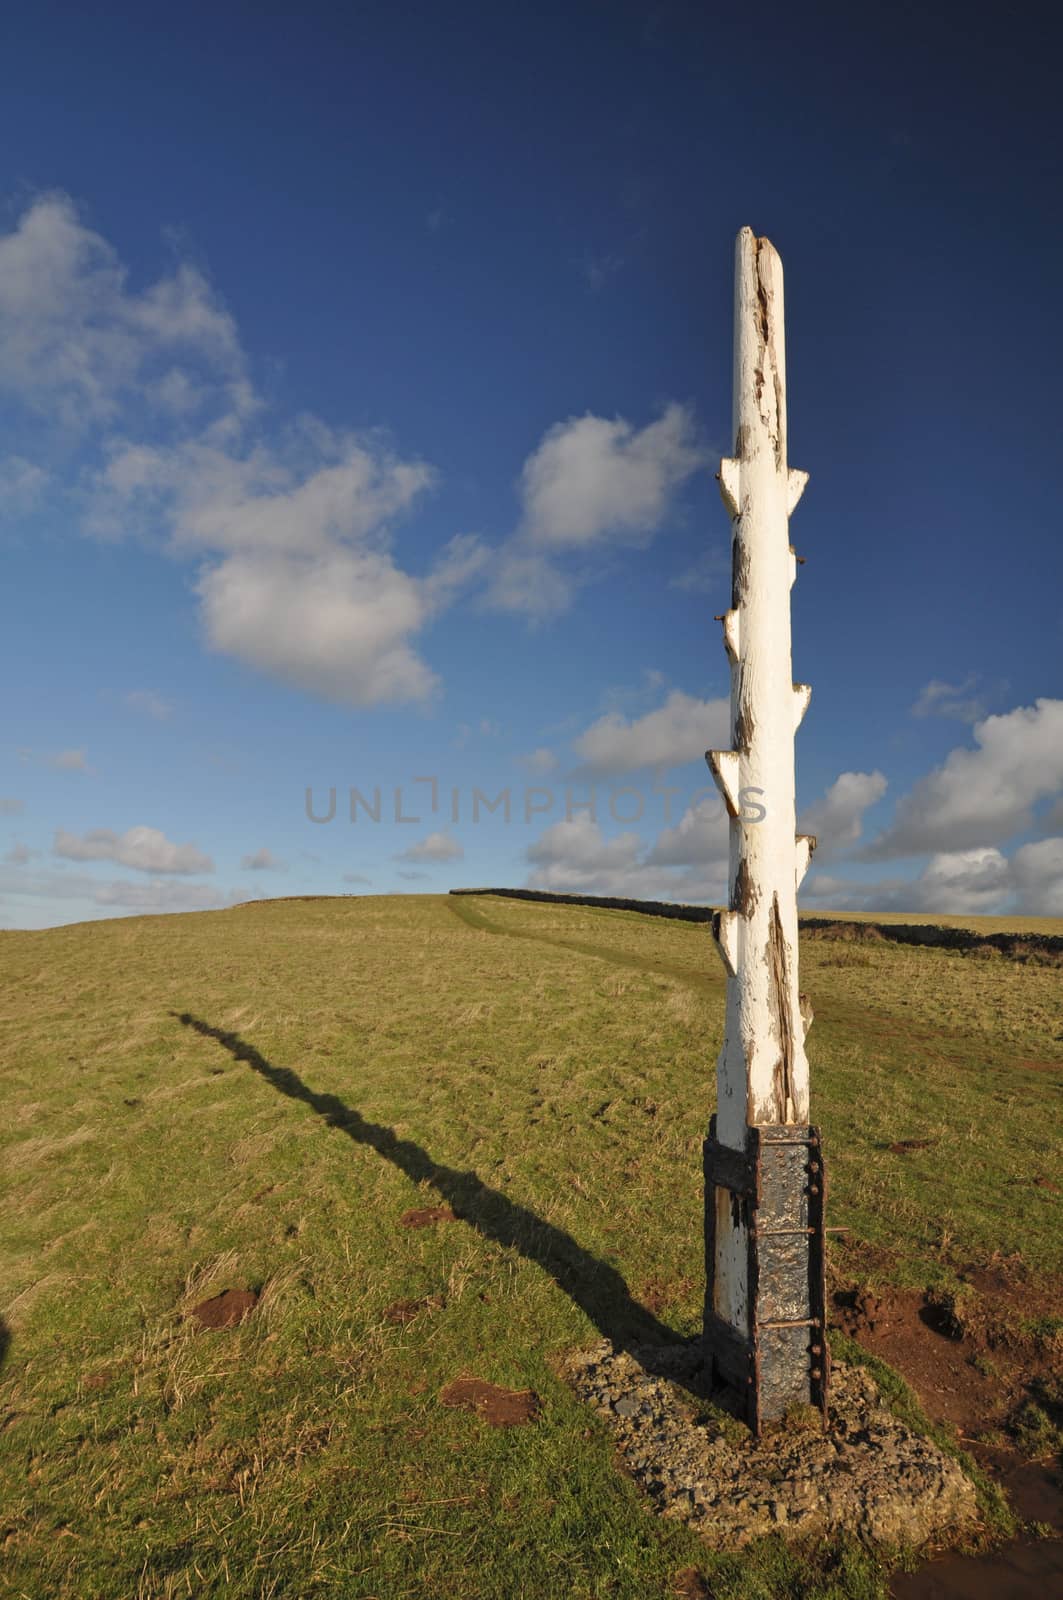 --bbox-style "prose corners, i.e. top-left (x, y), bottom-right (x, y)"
top-left (703, 227), bottom-right (828, 1432)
